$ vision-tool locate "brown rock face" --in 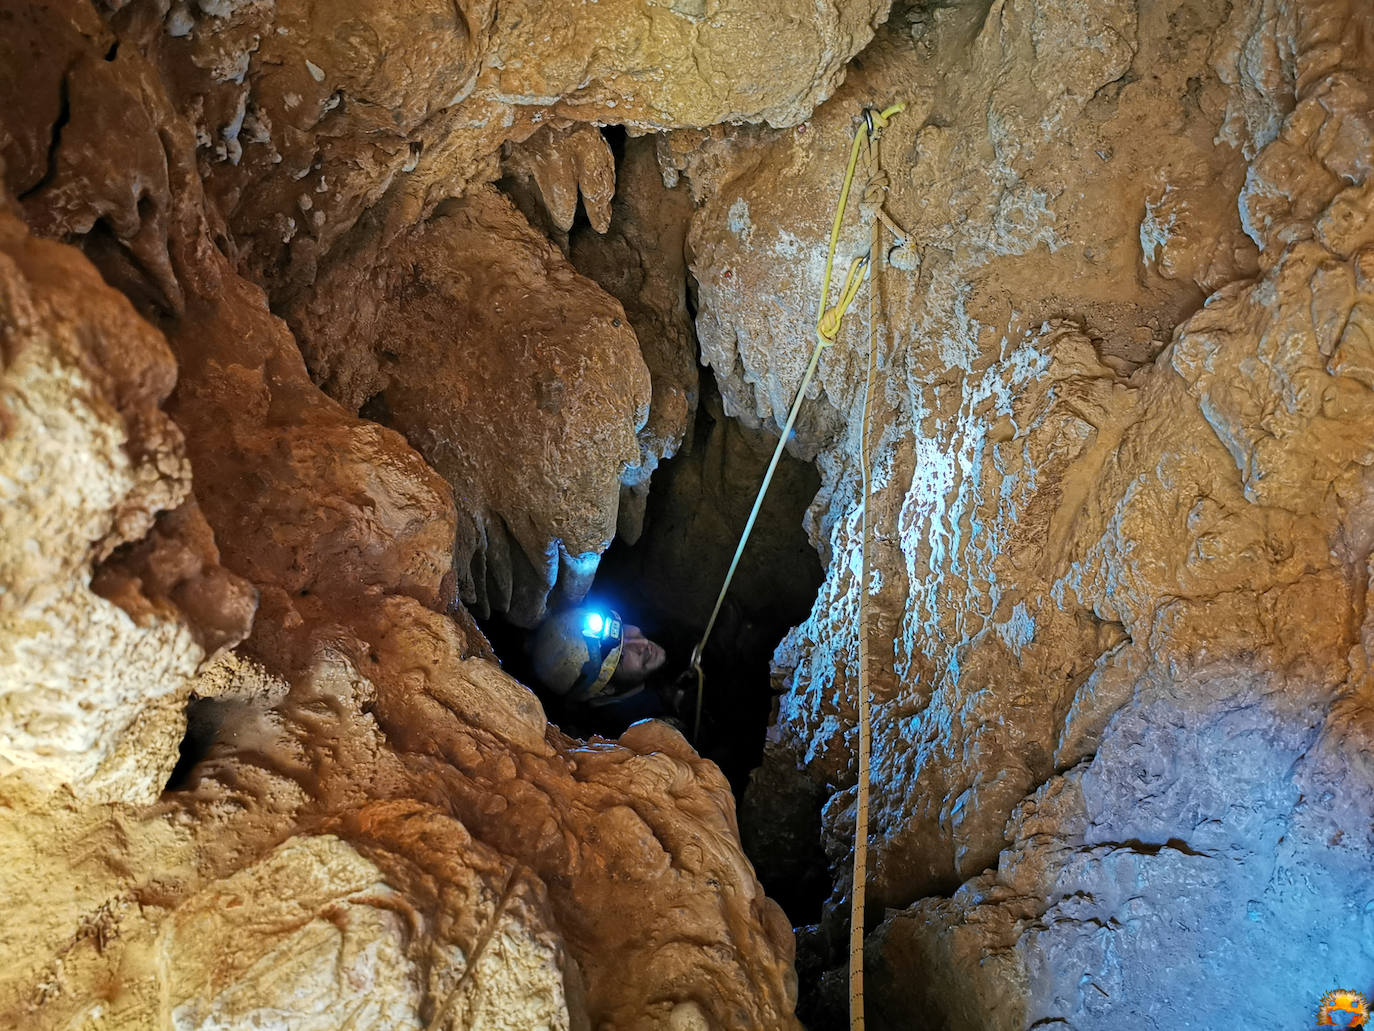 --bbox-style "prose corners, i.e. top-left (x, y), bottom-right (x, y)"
top-left (6, 0), bottom-right (1374, 1026)
top-left (0, 202), bottom-right (254, 803)
top-left (168, 248), bottom-right (460, 612)
top-left (210, 590), bottom-right (801, 1030)
top-left (111, 0), bottom-right (887, 299)
top-left (507, 123), bottom-right (620, 237)
top-left (0, 0), bottom-right (816, 1026)
top-left (569, 135), bottom-right (701, 542)
top-left (677, 0), bottom-right (1374, 1026)
top-left (288, 185), bottom-right (651, 624)
top-left (471, 0), bottom-right (891, 129)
